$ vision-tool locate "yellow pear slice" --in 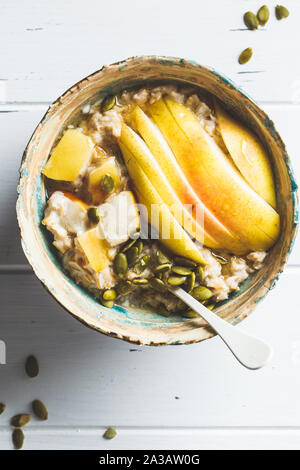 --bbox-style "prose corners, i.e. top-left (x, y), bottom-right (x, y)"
top-left (77, 228), bottom-right (110, 272)
top-left (119, 142), bottom-right (206, 265)
top-left (214, 100), bottom-right (276, 208)
top-left (131, 105), bottom-right (247, 255)
top-left (119, 122), bottom-right (211, 248)
top-left (42, 129), bottom-right (94, 182)
top-left (149, 98), bottom-right (280, 252)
